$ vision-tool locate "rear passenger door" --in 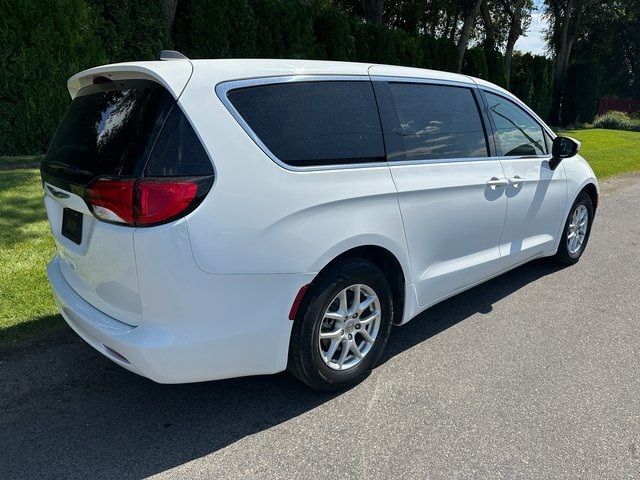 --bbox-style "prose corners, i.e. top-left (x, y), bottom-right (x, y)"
top-left (481, 90), bottom-right (567, 267)
top-left (372, 78), bottom-right (507, 308)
